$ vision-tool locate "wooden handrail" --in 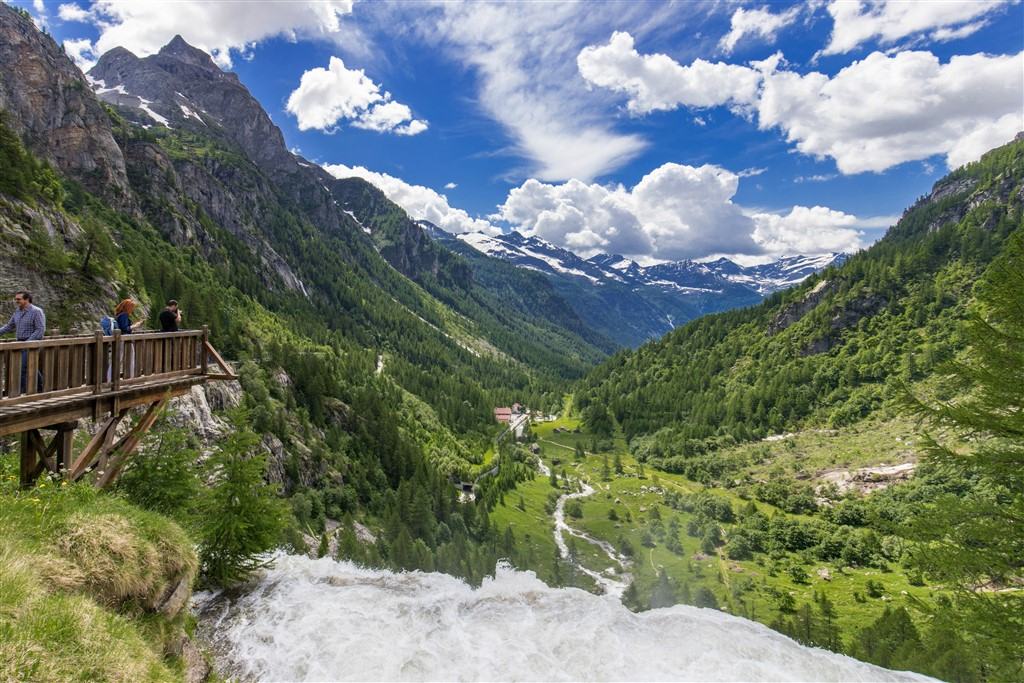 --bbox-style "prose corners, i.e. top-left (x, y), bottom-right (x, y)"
top-left (0, 330), bottom-right (232, 405)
